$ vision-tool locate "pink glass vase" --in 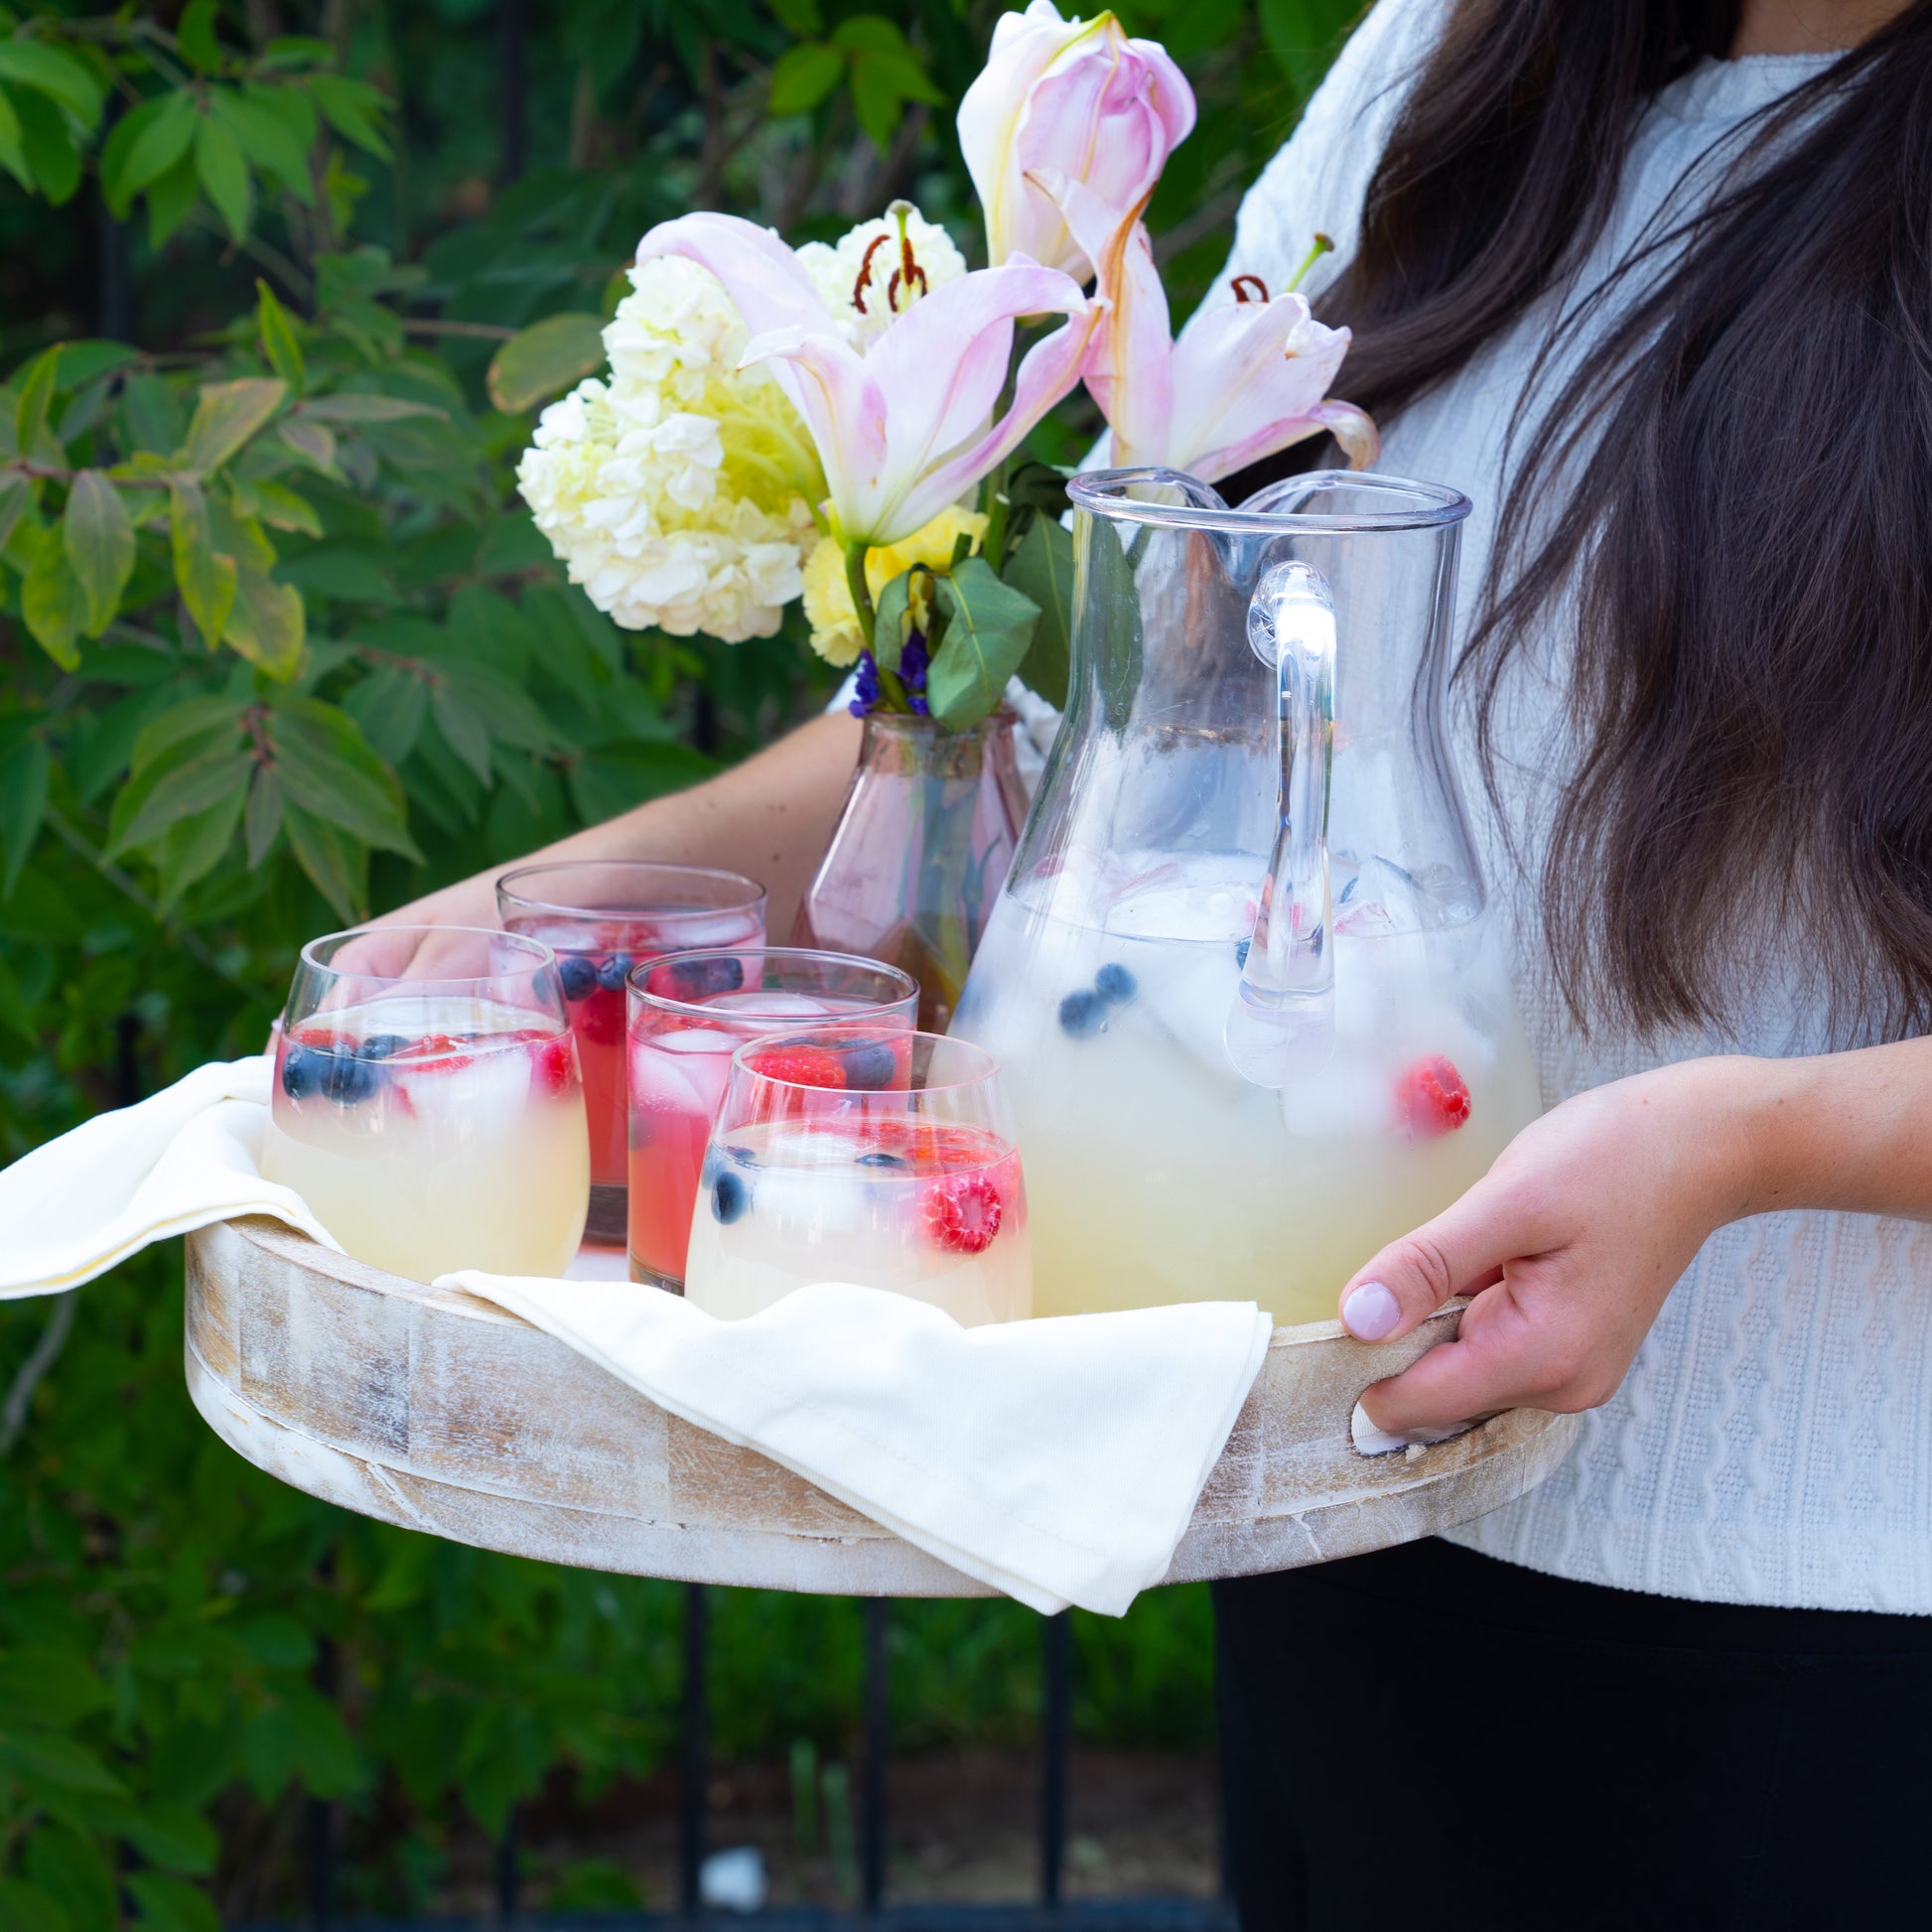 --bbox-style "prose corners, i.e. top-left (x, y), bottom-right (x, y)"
top-left (790, 710), bottom-right (1028, 1033)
